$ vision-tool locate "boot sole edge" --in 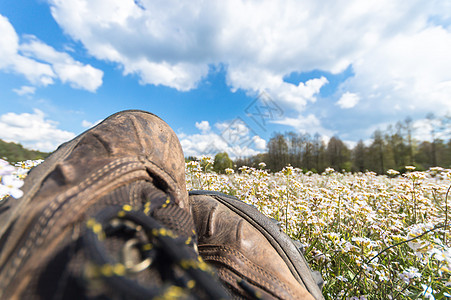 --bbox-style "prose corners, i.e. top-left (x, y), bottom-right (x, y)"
top-left (189, 190), bottom-right (324, 300)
